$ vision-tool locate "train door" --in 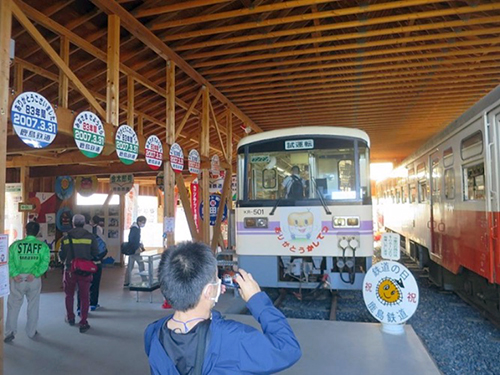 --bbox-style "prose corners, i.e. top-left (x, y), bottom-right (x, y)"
top-left (487, 108), bottom-right (500, 283)
top-left (429, 152), bottom-right (443, 261)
